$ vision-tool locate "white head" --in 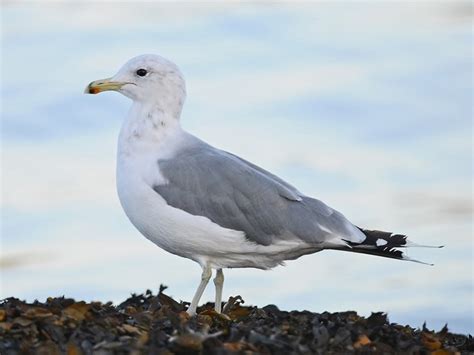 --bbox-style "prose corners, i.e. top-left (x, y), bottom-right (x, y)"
top-left (86, 54), bottom-right (186, 118)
